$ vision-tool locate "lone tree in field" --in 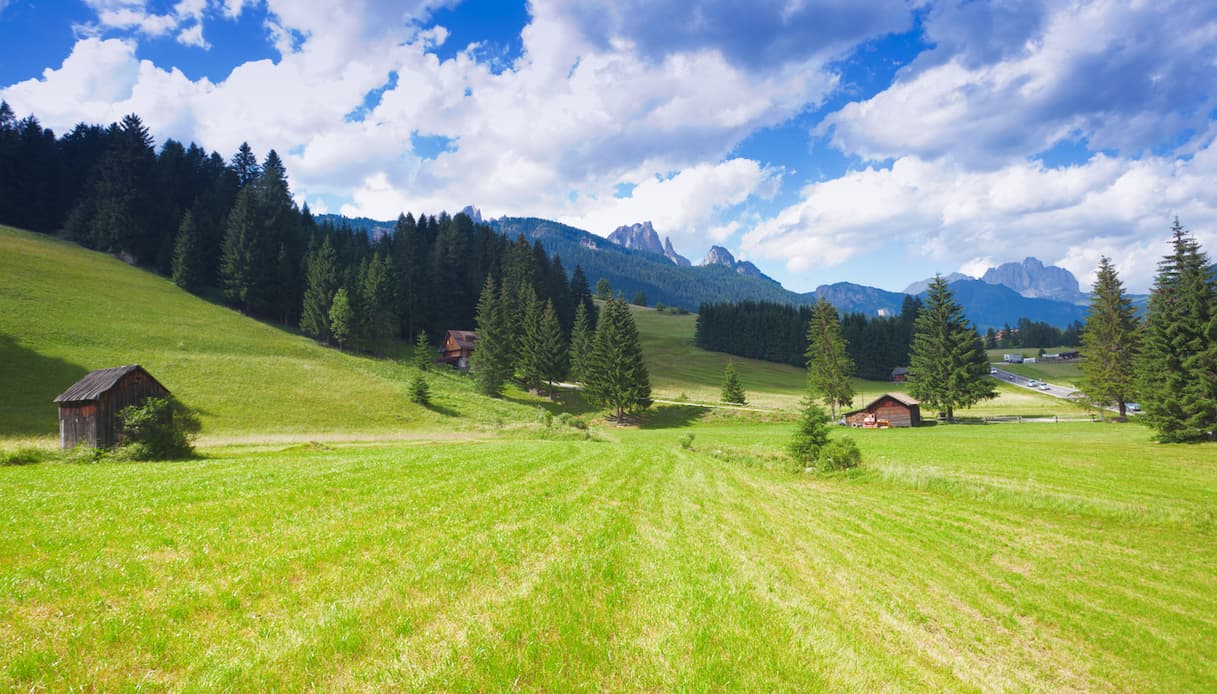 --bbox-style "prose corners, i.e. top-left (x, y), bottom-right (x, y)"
top-left (789, 398), bottom-right (831, 465)
top-left (805, 299), bottom-right (854, 418)
top-left (470, 276), bottom-right (514, 396)
top-left (908, 275), bottom-right (996, 422)
top-left (584, 297), bottom-right (652, 421)
top-left (413, 330), bottom-right (431, 371)
top-left (721, 360), bottom-right (747, 405)
top-left (1137, 220), bottom-right (1217, 441)
top-left (1081, 256), bottom-right (1140, 419)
